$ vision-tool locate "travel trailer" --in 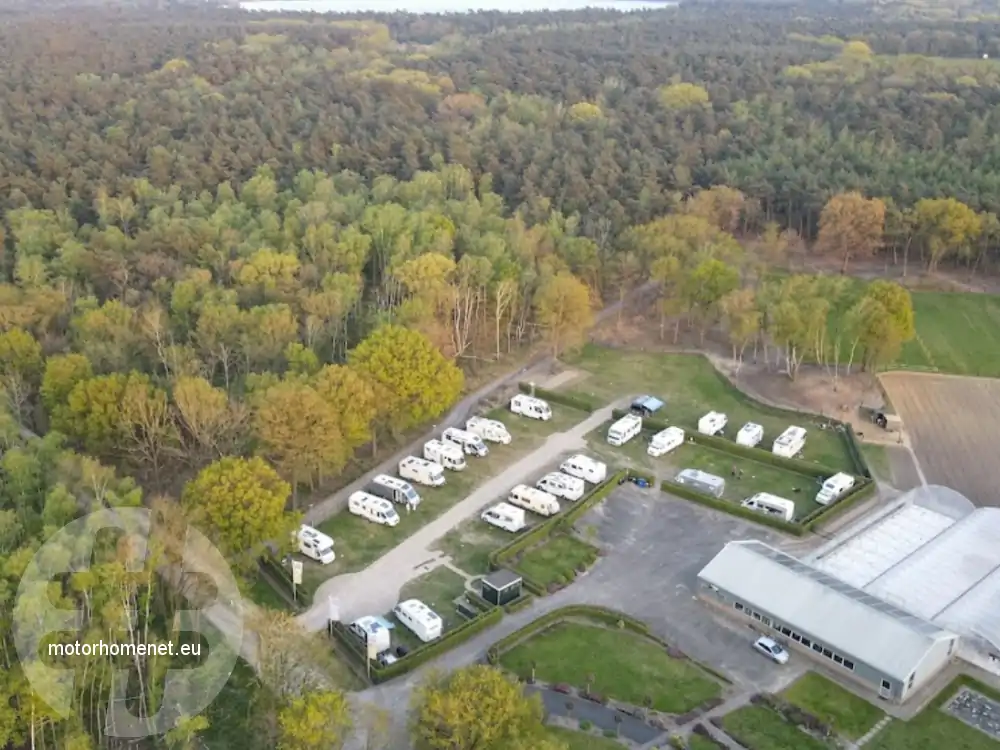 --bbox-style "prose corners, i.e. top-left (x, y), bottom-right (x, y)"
top-left (348, 616), bottom-right (391, 653)
top-left (481, 502), bottom-right (527, 533)
top-left (392, 599), bottom-right (443, 643)
top-left (648, 426), bottom-right (685, 457)
top-left (772, 426), bottom-right (807, 458)
top-left (560, 454), bottom-right (608, 484)
top-left (674, 468), bottom-right (726, 498)
top-left (365, 474), bottom-right (421, 508)
top-left (442, 427), bottom-right (489, 457)
top-left (423, 439), bottom-right (466, 471)
top-left (297, 525), bottom-right (335, 564)
top-left (536, 472), bottom-right (585, 501)
top-left (347, 492), bottom-right (400, 526)
top-left (698, 411), bottom-right (728, 436)
top-left (816, 472), bottom-right (857, 505)
top-left (466, 416), bottom-right (511, 444)
top-left (510, 394), bottom-right (552, 421)
top-left (507, 484), bottom-right (561, 517)
top-left (741, 493), bottom-right (795, 522)
top-left (736, 422), bottom-right (764, 448)
top-left (607, 413), bottom-right (643, 447)
top-left (398, 456), bottom-right (445, 487)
